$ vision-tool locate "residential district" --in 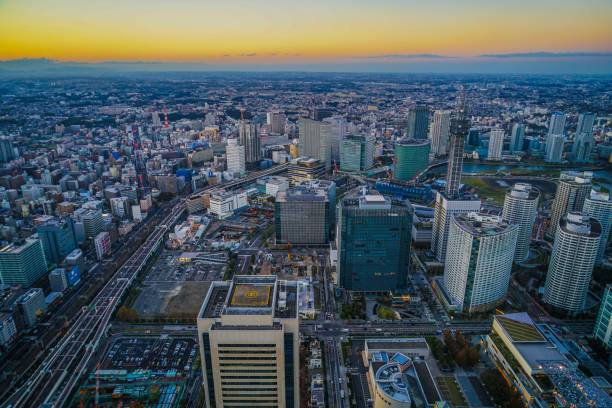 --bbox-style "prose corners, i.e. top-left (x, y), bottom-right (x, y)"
top-left (0, 73), bottom-right (611, 408)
